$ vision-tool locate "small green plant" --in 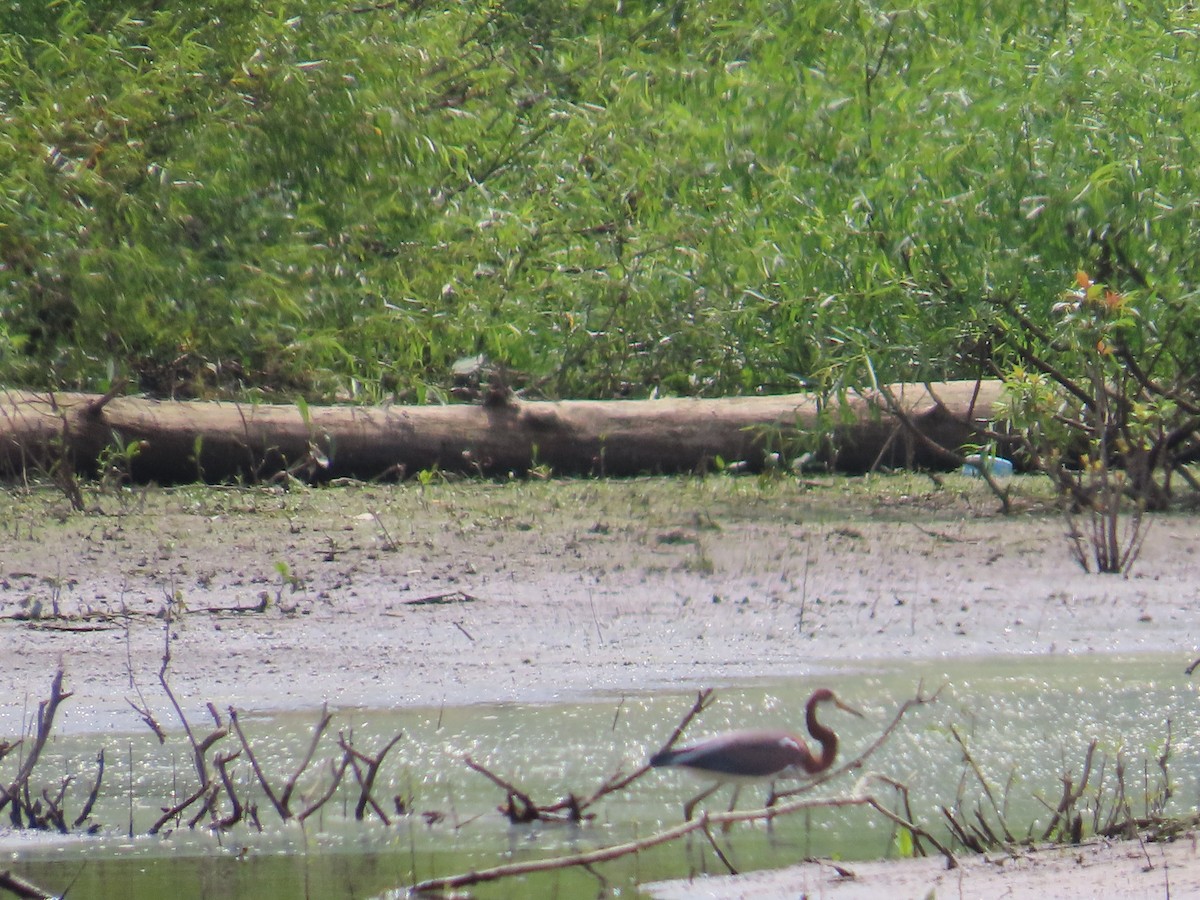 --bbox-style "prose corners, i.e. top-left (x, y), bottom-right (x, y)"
top-left (691, 543), bottom-right (715, 575)
top-left (273, 560), bottom-right (304, 605)
top-left (415, 466), bottom-right (444, 487)
top-left (96, 433), bottom-right (145, 496)
top-left (527, 444), bottom-right (553, 481)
